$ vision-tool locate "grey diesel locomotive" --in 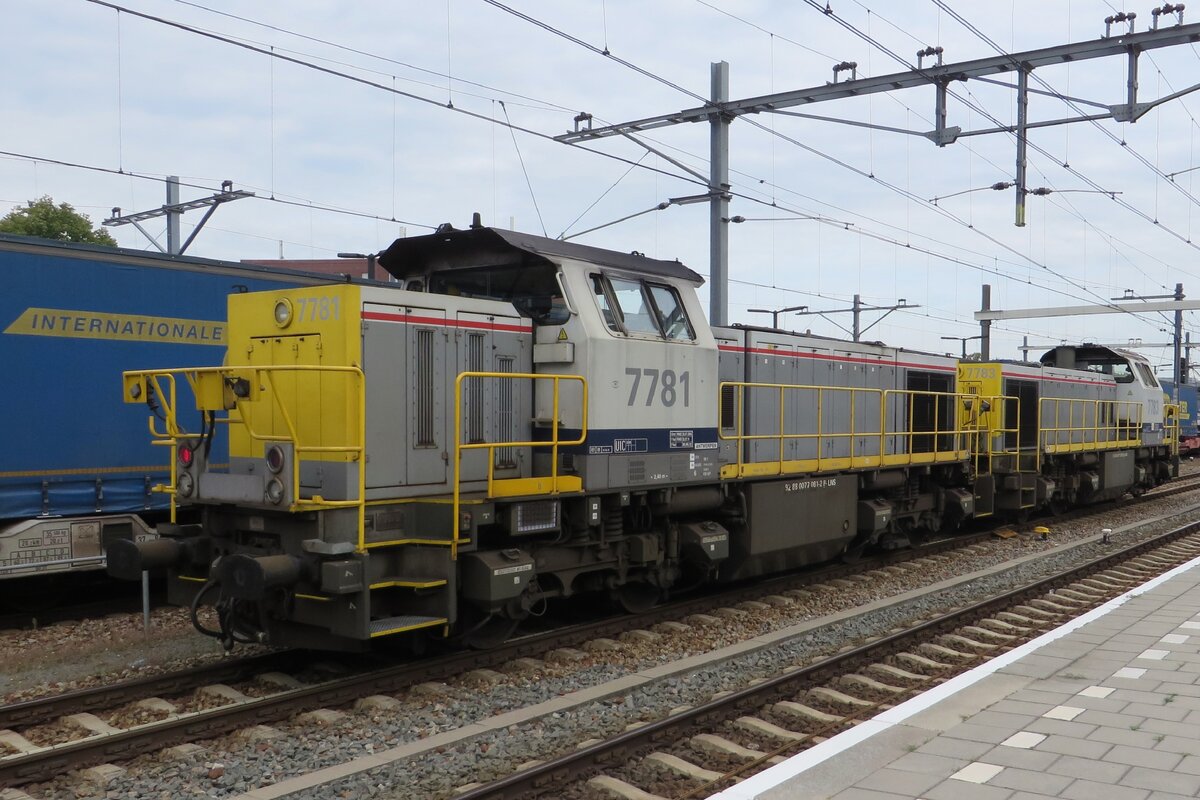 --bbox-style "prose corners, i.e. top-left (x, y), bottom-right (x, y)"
top-left (107, 222), bottom-right (1177, 650)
